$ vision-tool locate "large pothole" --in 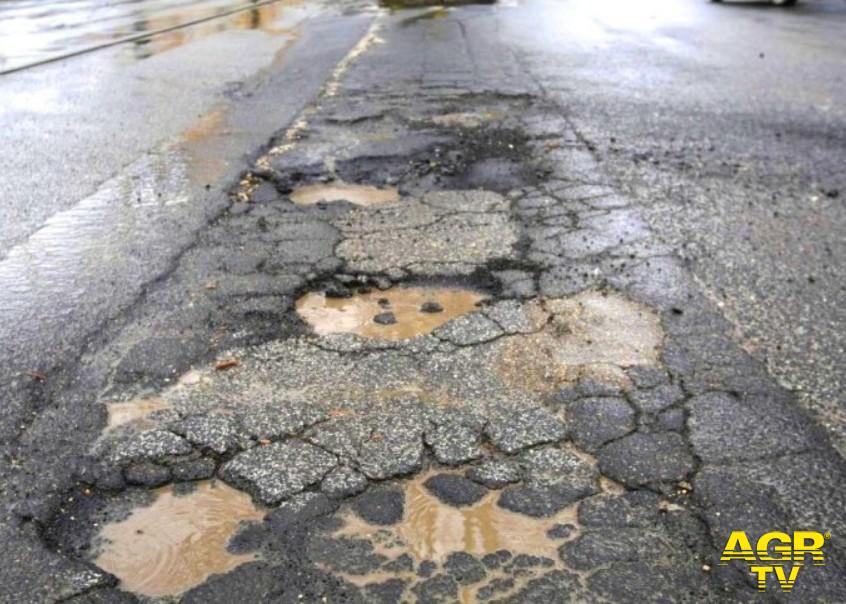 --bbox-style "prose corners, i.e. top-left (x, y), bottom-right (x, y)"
top-left (337, 471), bottom-right (579, 565)
top-left (93, 481), bottom-right (264, 598)
top-left (296, 285), bottom-right (487, 340)
top-left (74, 289), bottom-right (671, 599)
